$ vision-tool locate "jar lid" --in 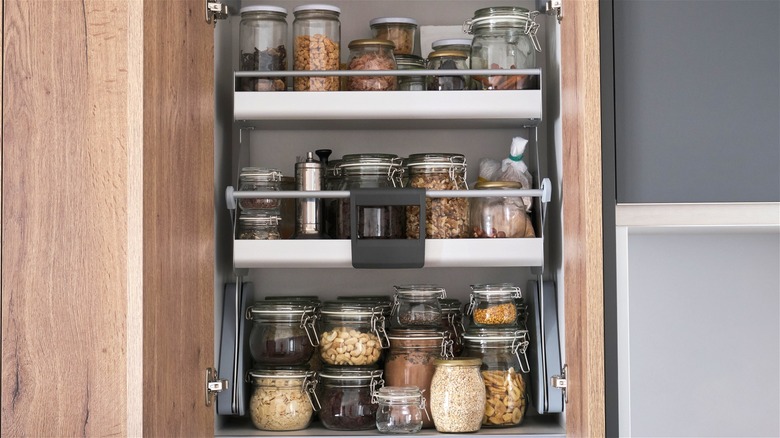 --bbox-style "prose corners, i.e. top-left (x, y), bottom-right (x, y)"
top-left (470, 284), bottom-right (522, 297)
top-left (247, 300), bottom-right (317, 319)
top-left (248, 367), bottom-right (312, 380)
top-left (318, 366), bottom-right (383, 380)
top-left (375, 386), bottom-right (423, 403)
top-left (387, 328), bottom-right (445, 340)
top-left (427, 50), bottom-right (468, 60)
top-left (468, 6), bottom-right (535, 28)
top-left (340, 153), bottom-right (400, 168)
top-left (348, 39), bottom-right (396, 49)
top-left (439, 298), bottom-right (463, 312)
top-left (239, 212), bottom-right (280, 226)
top-left (293, 4), bottom-right (341, 14)
top-left (463, 327), bottom-right (528, 341)
top-left (369, 17), bottom-right (419, 26)
top-left (433, 357), bottom-right (481, 367)
top-left (395, 54), bottom-right (426, 69)
top-left (405, 153), bottom-right (466, 168)
top-left (265, 295), bottom-right (321, 304)
top-left (320, 300), bottom-right (384, 315)
top-left (239, 167), bottom-right (283, 182)
top-left (240, 5), bottom-right (288, 15)
top-left (474, 181), bottom-right (523, 190)
top-left (394, 284), bottom-right (446, 298)
top-left (432, 38), bottom-right (473, 49)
